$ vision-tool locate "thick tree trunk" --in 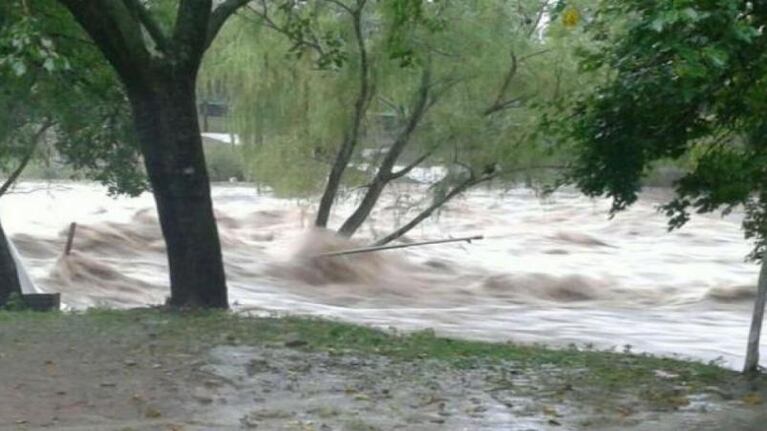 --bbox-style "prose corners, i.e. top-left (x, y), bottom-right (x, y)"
top-left (744, 257), bottom-right (767, 373)
top-left (129, 76), bottom-right (228, 309)
top-left (0, 220), bottom-right (21, 307)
